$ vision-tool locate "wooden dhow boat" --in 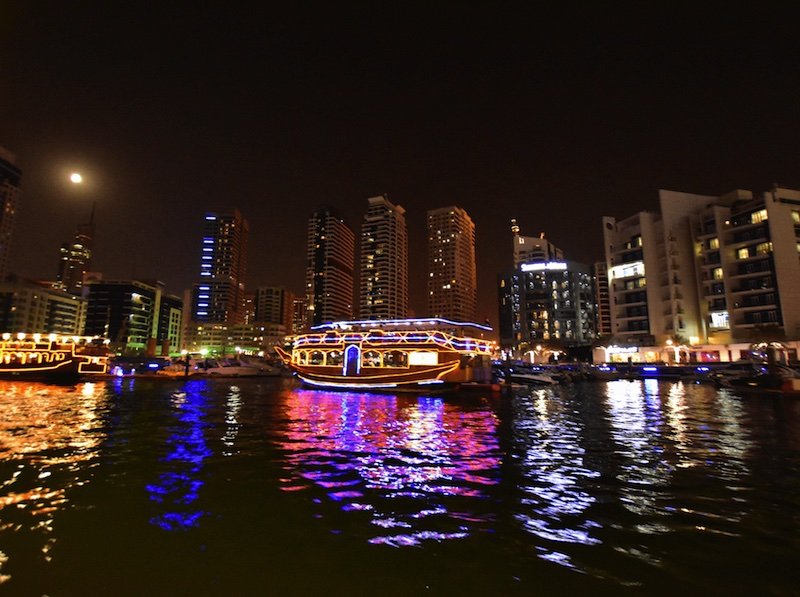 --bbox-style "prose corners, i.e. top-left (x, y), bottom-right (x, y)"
top-left (0, 333), bottom-right (109, 380)
top-left (275, 318), bottom-right (495, 391)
